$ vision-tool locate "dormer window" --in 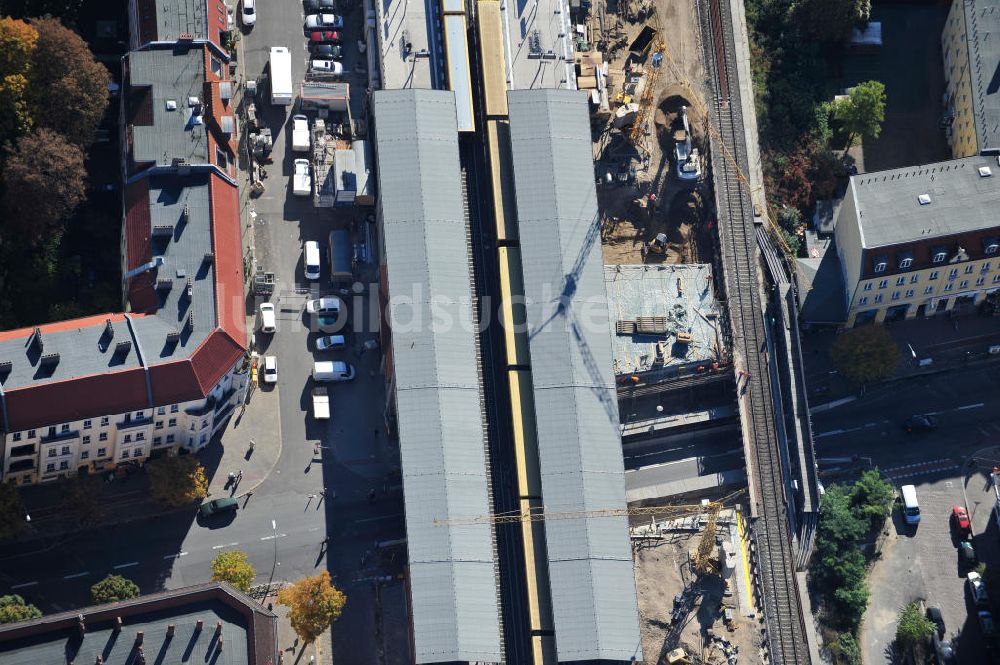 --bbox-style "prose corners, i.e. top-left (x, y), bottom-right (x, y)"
top-left (874, 261), bottom-right (887, 273)
top-left (932, 251), bottom-right (947, 263)
top-left (917, 194), bottom-right (932, 205)
top-left (985, 237), bottom-right (999, 255)
top-left (899, 258), bottom-right (912, 269)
